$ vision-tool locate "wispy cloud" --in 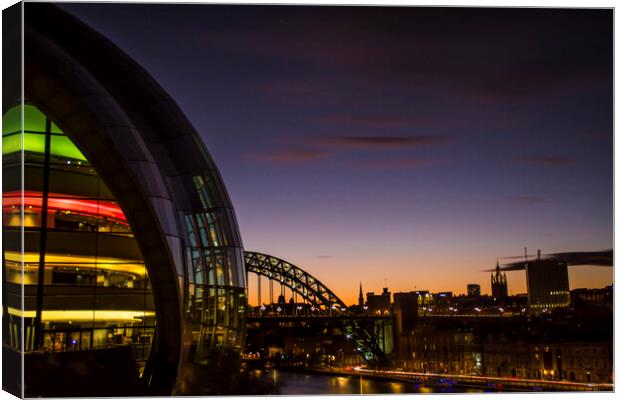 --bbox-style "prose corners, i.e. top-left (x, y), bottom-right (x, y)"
top-left (349, 157), bottom-right (437, 171)
top-left (504, 195), bottom-right (548, 205)
top-left (248, 149), bottom-right (331, 164)
top-left (316, 255), bottom-right (333, 259)
top-left (316, 135), bottom-right (452, 149)
top-left (202, 10), bottom-right (610, 104)
top-left (247, 133), bottom-right (451, 166)
top-left (516, 156), bottom-right (578, 166)
top-left (318, 114), bottom-right (425, 128)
